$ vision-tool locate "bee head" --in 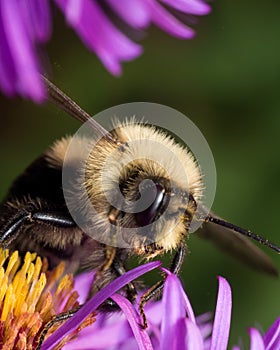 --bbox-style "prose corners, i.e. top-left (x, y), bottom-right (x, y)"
top-left (95, 120), bottom-right (203, 253)
top-left (62, 118), bottom-right (204, 253)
